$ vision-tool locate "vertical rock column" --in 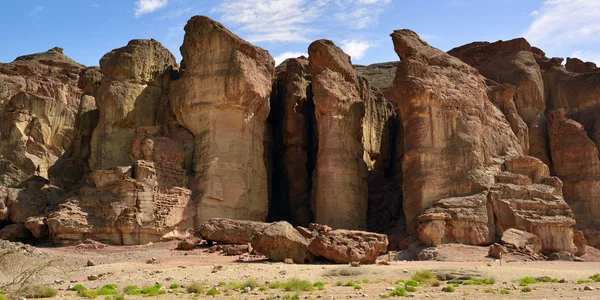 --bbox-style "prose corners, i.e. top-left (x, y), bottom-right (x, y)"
top-left (170, 16), bottom-right (274, 224)
top-left (308, 40), bottom-right (368, 230)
